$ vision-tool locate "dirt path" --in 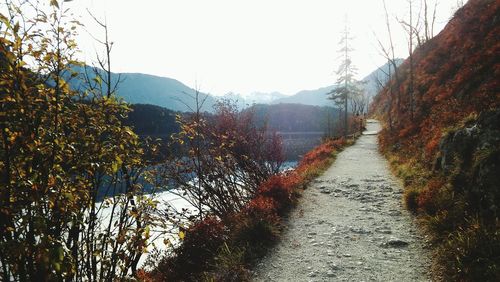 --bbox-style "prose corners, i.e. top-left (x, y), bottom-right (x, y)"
top-left (253, 120), bottom-right (431, 281)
